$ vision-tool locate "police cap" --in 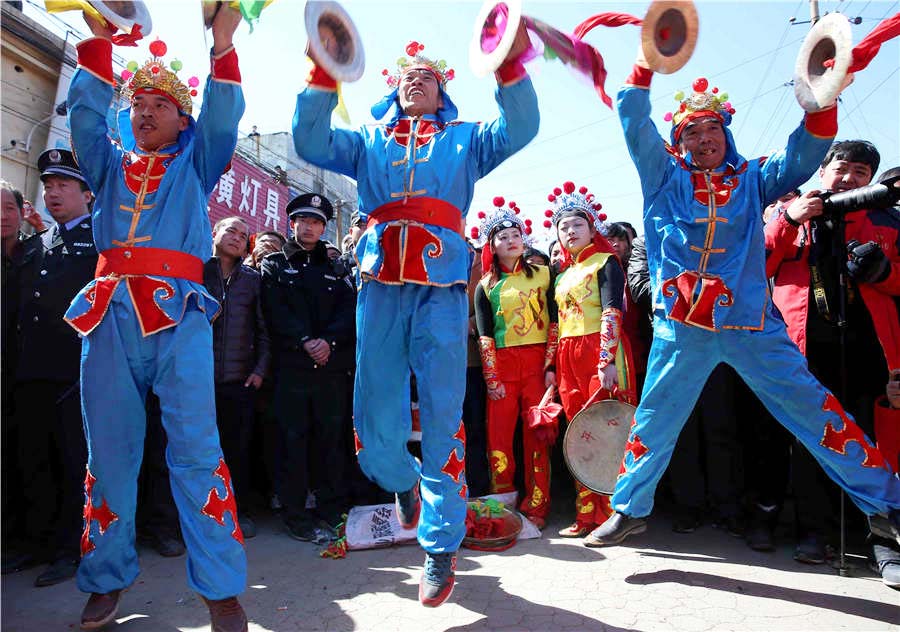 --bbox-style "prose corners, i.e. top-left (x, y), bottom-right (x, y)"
top-left (287, 192), bottom-right (333, 223)
top-left (37, 149), bottom-right (87, 184)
